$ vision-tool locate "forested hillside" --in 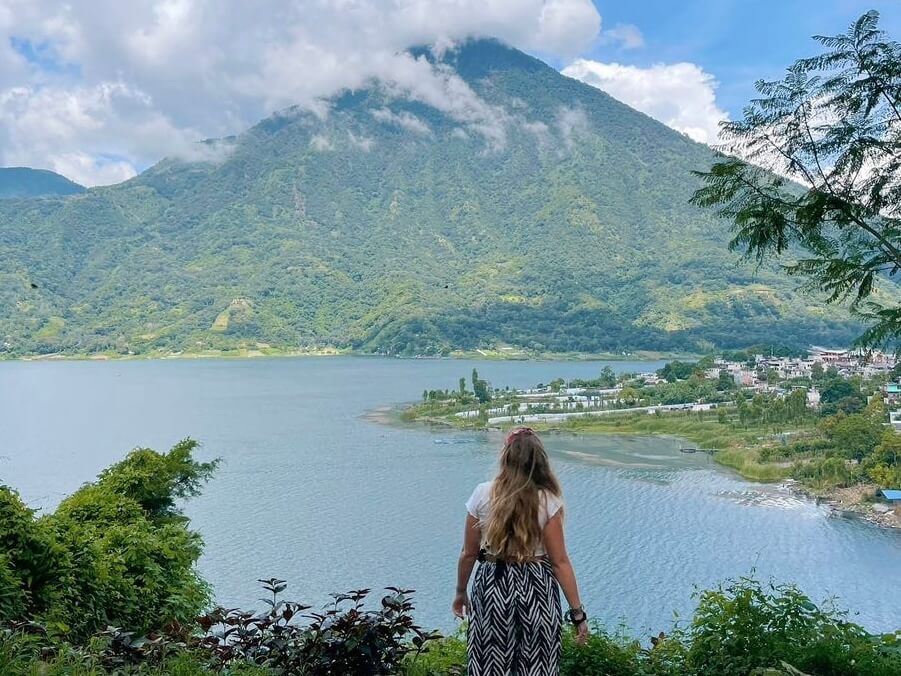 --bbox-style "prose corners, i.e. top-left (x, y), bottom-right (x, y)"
top-left (0, 40), bottom-right (860, 358)
top-left (0, 168), bottom-right (84, 199)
